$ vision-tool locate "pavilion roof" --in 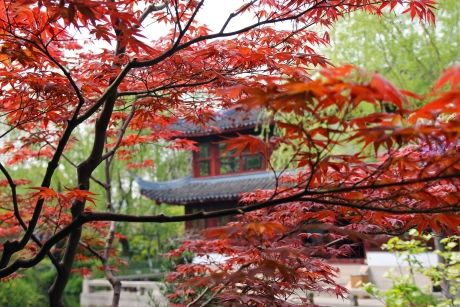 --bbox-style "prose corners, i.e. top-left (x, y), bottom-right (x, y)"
top-left (171, 108), bottom-right (262, 138)
top-left (137, 171), bottom-right (276, 205)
